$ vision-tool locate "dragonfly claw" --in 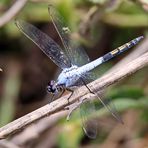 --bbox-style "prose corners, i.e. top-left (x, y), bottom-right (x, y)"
top-left (66, 101), bottom-right (82, 121)
top-left (64, 106), bottom-right (70, 110)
